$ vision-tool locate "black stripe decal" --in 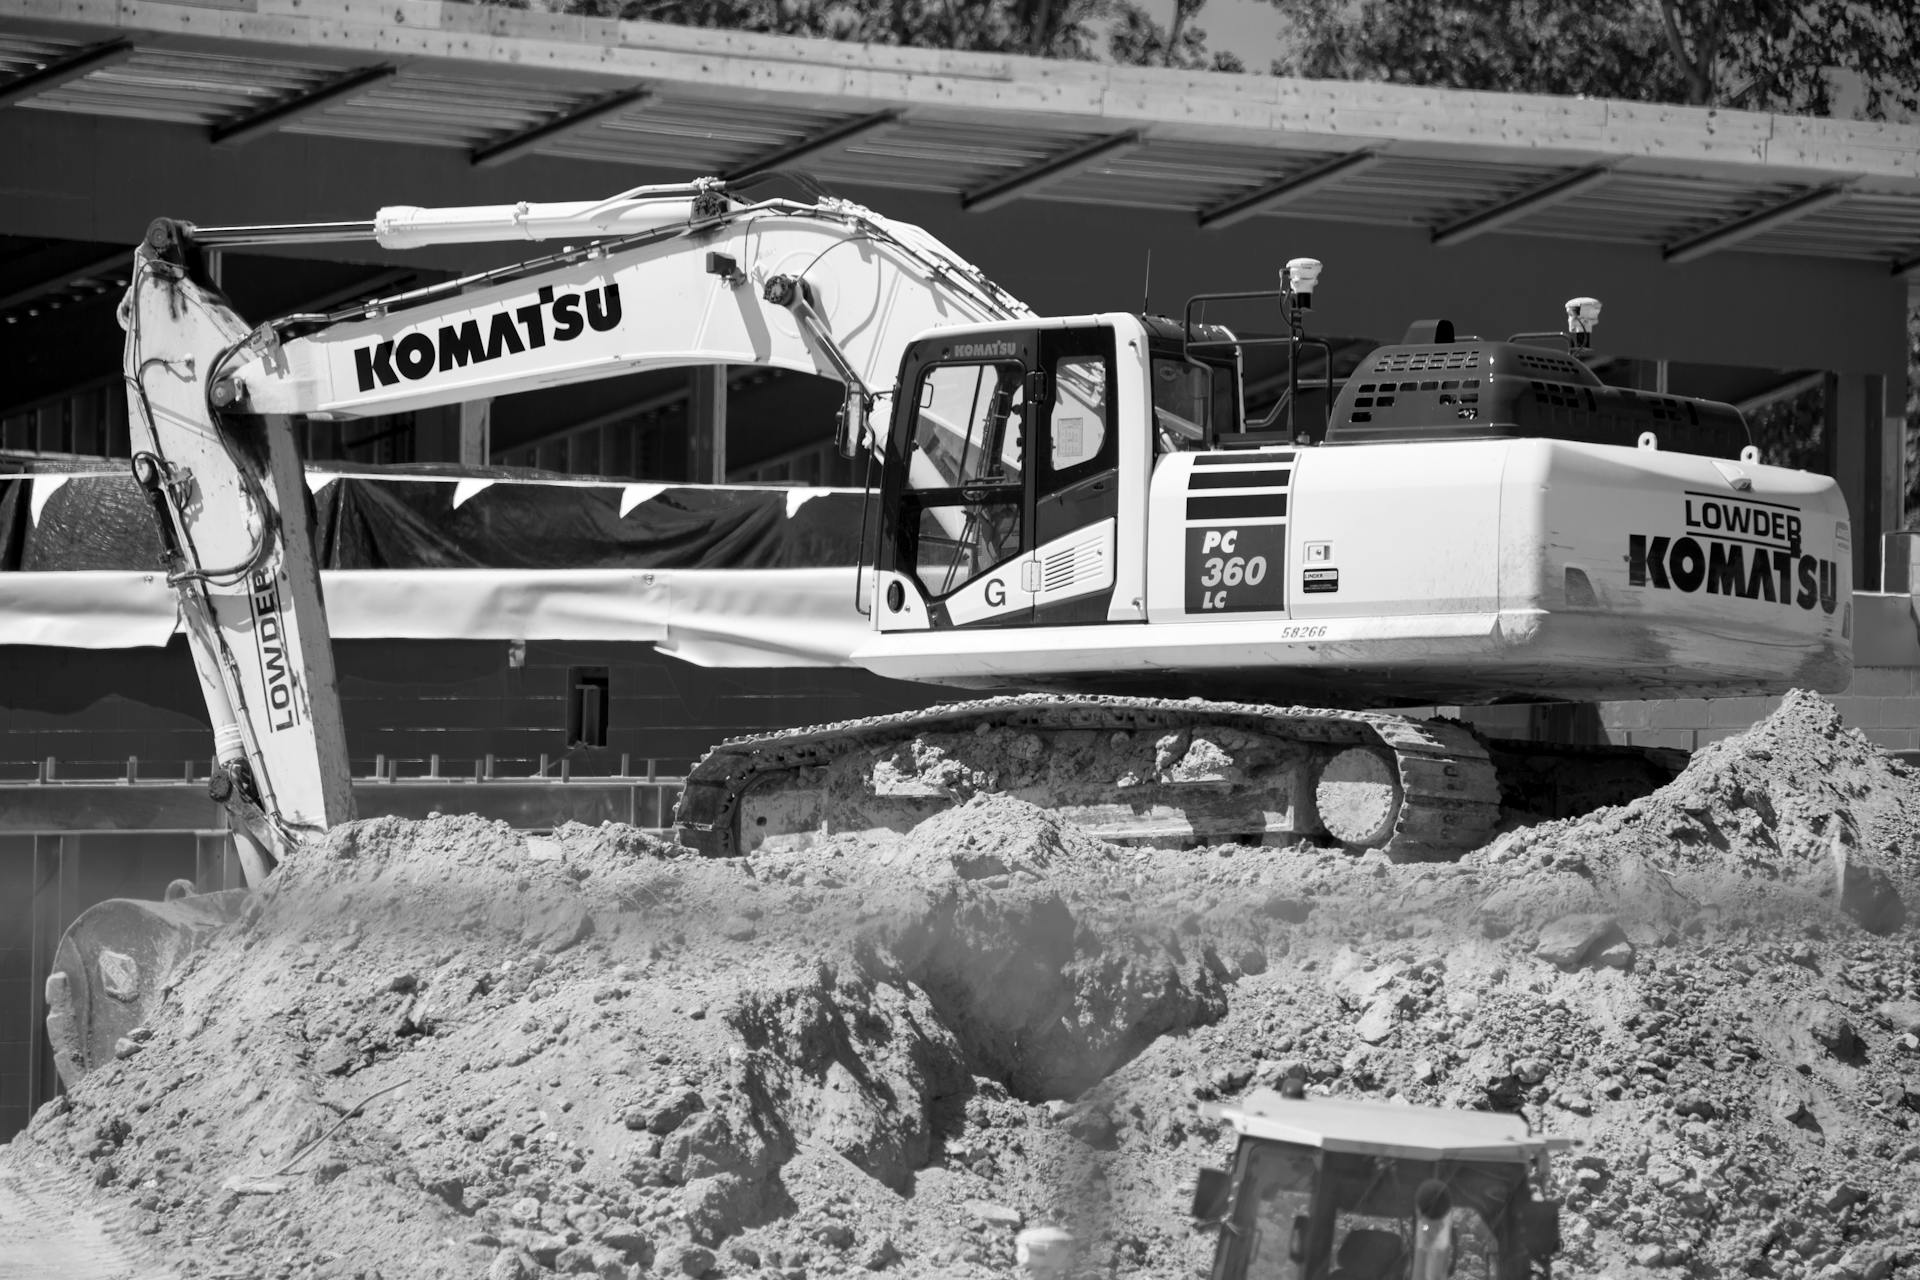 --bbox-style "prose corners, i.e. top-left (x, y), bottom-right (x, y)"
top-left (1193, 452), bottom-right (1295, 466)
top-left (1186, 493), bottom-right (1288, 520)
top-left (1188, 468), bottom-right (1291, 490)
